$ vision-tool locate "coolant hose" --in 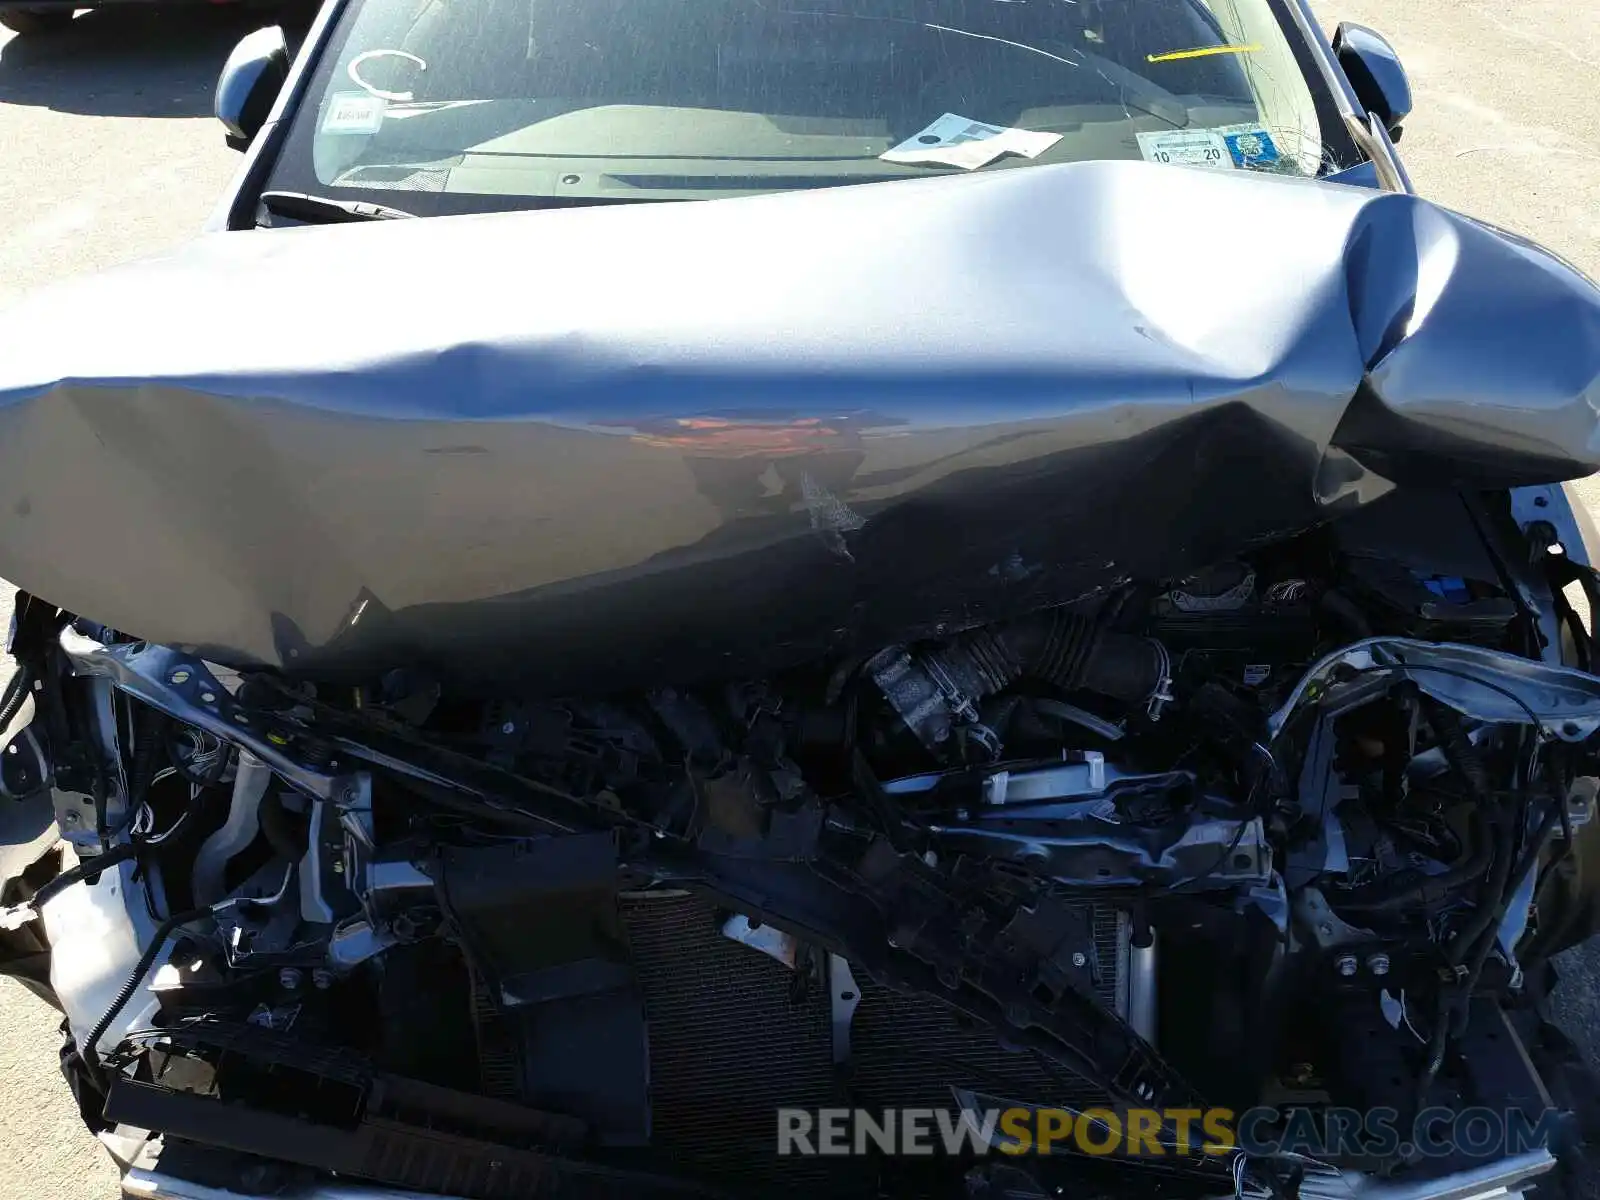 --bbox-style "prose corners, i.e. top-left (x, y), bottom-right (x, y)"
top-left (258, 788), bottom-right (309, 862)
top-left (82, 906), bottom-right (208, 1071)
